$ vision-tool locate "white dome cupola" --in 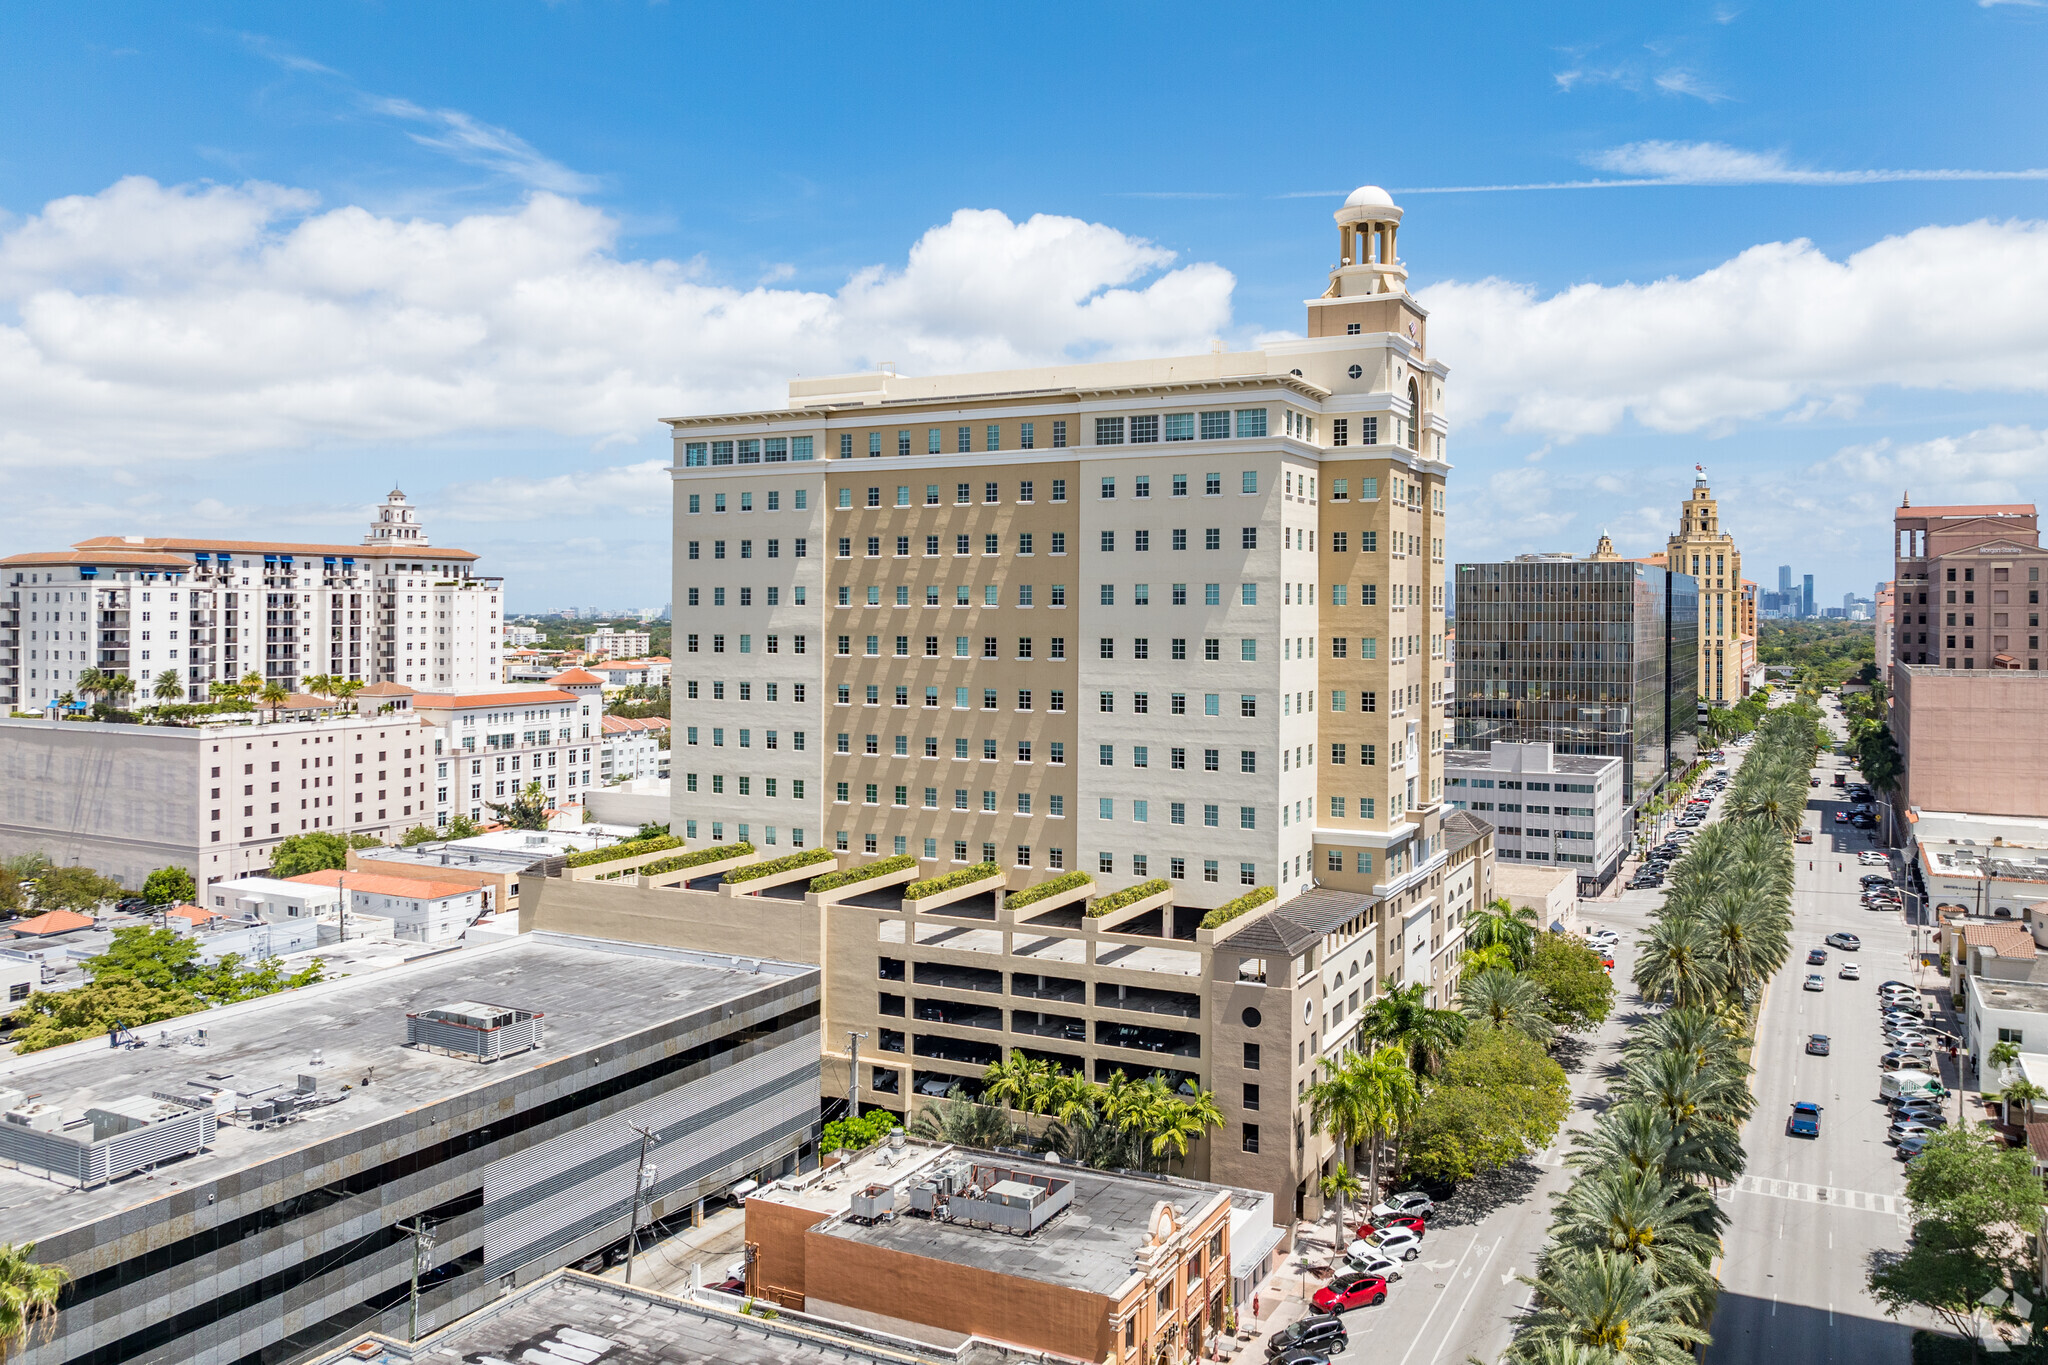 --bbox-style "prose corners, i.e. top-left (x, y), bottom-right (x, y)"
top-left (364, 487), bottom-right (431, 547)
top-left (1328, 184), bottom-right (1408, 298)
